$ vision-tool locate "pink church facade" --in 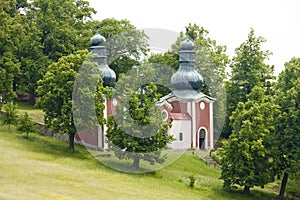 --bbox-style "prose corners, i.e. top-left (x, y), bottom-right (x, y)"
top-left (157, 94), bottom-right (214, 150)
